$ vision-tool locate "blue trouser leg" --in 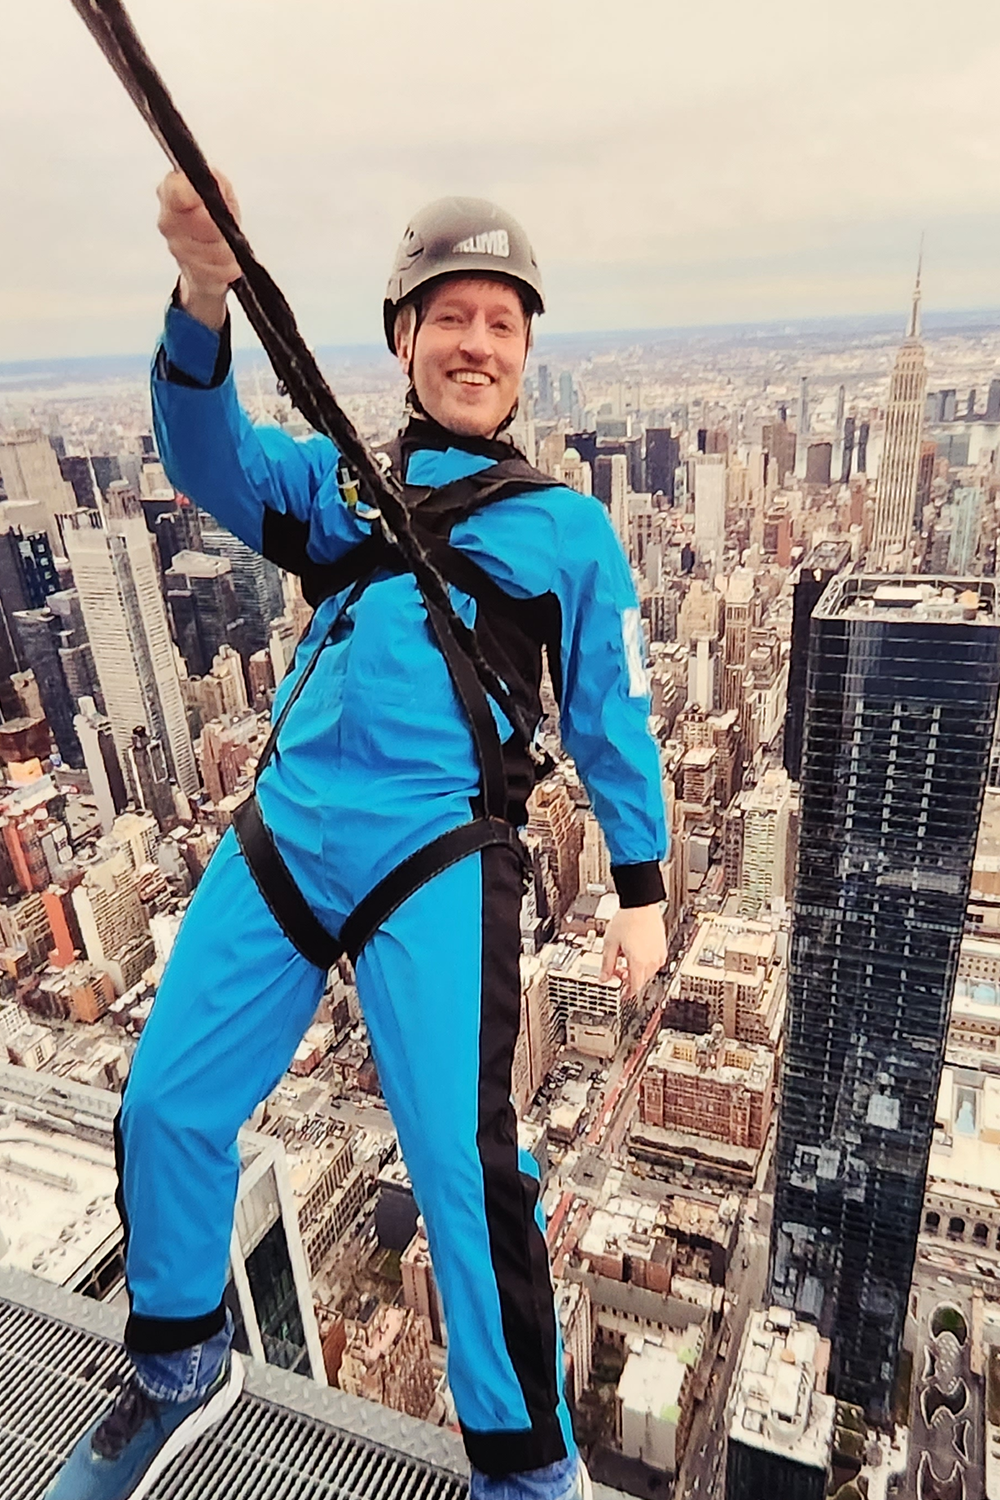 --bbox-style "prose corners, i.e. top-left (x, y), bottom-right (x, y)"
top-left (355, 843), bottom-right (574, 1475)
top-left (116, 829), bottom-right (326, 1351)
